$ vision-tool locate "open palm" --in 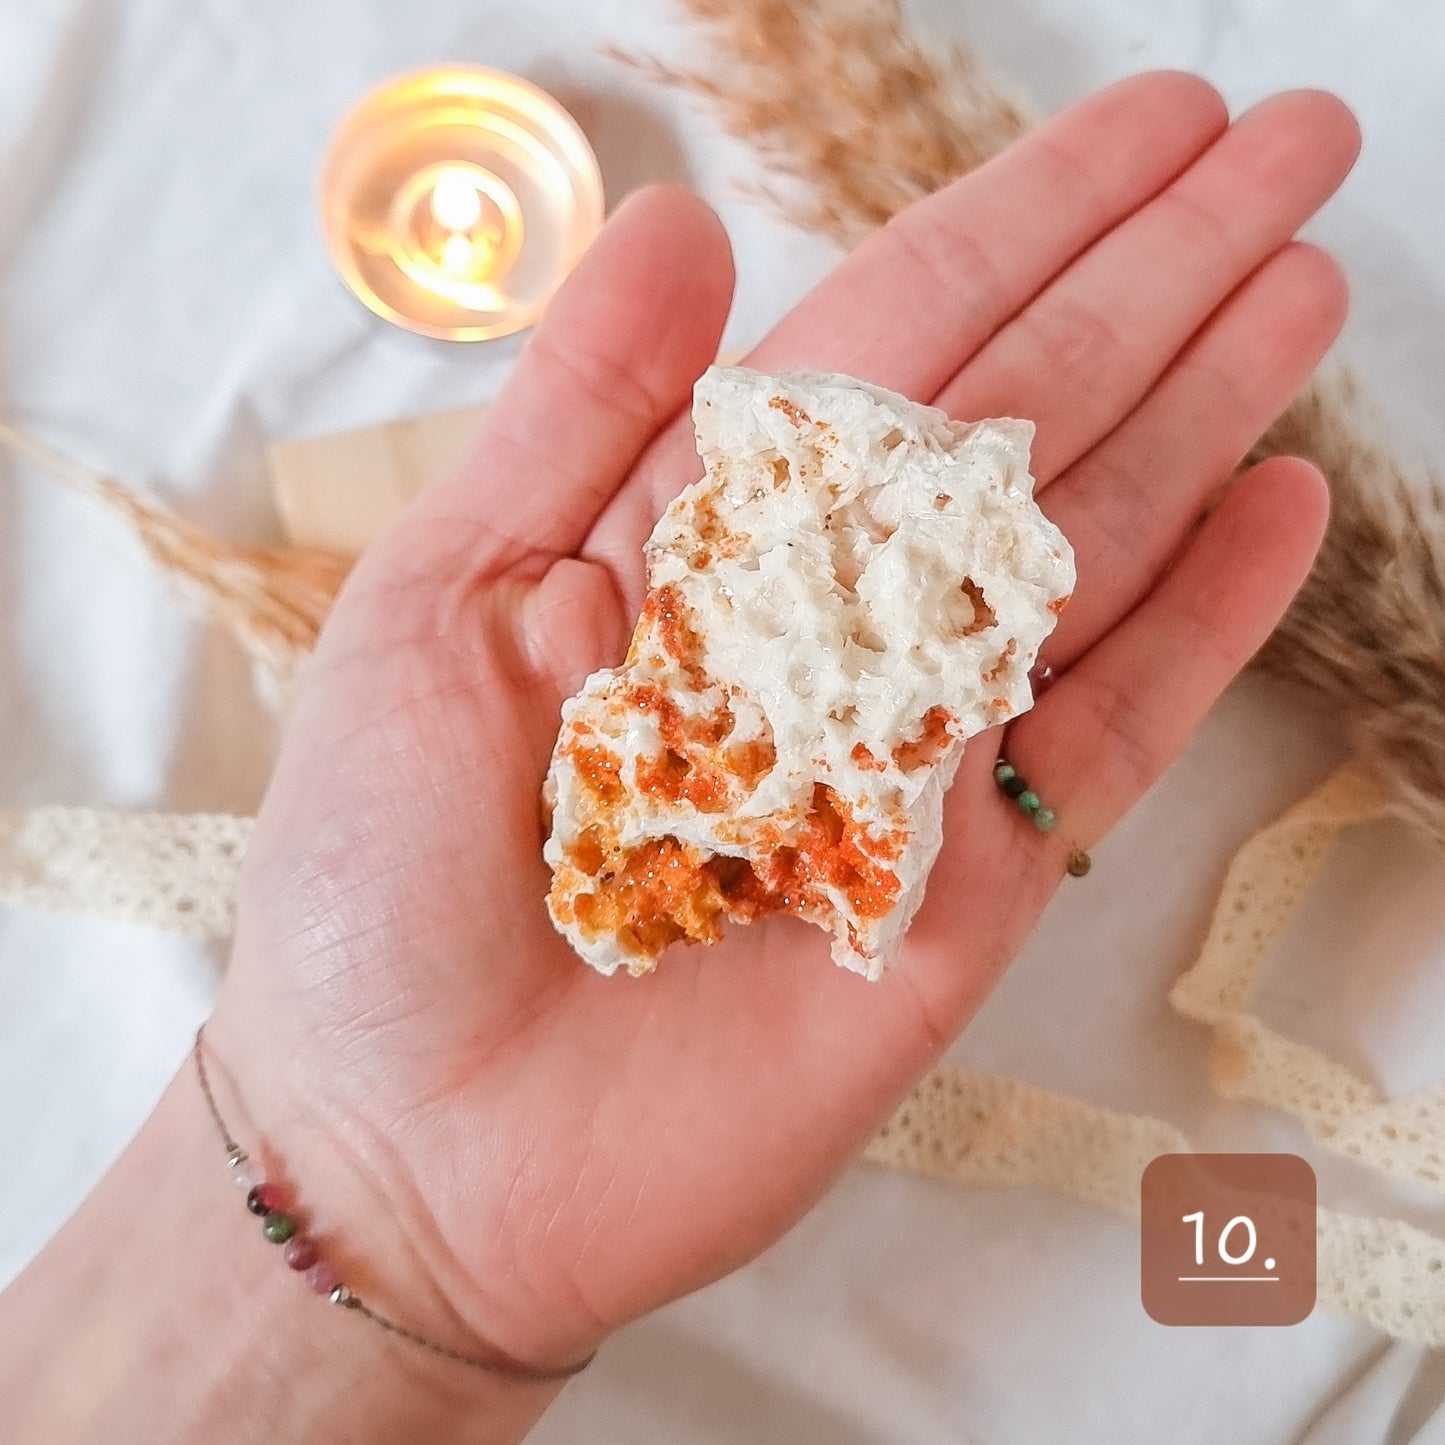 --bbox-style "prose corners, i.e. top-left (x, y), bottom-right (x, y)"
top-left (210, 73), bottom-right (1358, 1373)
